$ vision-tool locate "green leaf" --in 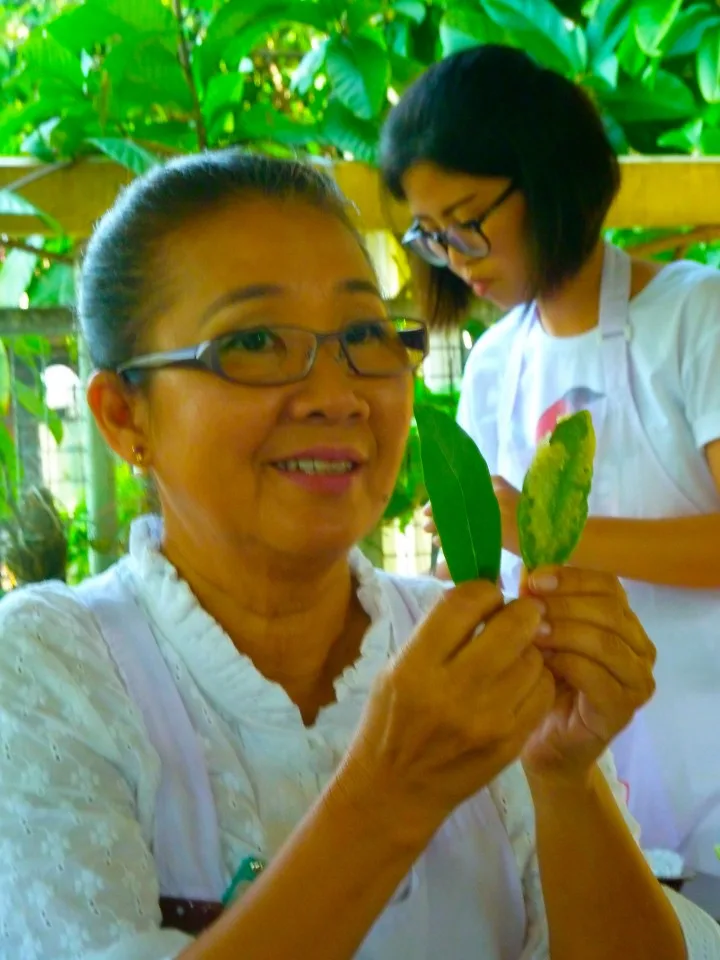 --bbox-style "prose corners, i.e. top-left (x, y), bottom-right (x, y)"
top-left (46, 2), bottom-right (129, 53)
top-left (665, 6), bottom-right (720, 59)
top-left (415, 404), bottom-right (501, 584)
top-left (20, 32), bottom-right (85, 92)
top-left (321, 98), bottom-right (379, 163)
top-left (601, 70), bottom-right (696, 122)
top-left (632, 0), bottom-right (682, 57)
top-left (94, 0), bottom-right (177, 36)
top-left (0, 249), bottom-right (38, 308)
top-left (326, 34), bottom-right (390, 120)
top-left (439, 7), bottom-right (506, 56)
top-left (698, 25), bottom-right (720, 104)
top-left (202, 72), bottom-right (246, 124)
top-left (30, 264), bottom-right (76, 308)
top-left (517, 411), bottom-right (596, 571)
top-left (291, 41), bottom-right (328, 95)
top-left (0, 190), bottom-right (42, 217)
top-left (657, 118), bottom-right (704, 152)
top-left (700, 124), bottom-right (720, 154)
top-left (236, 105), bottom-right (320, 146)
top-left (482, 0), bottom-right (587, 76)
top-left (393, 0), bottom-right (426, 24)
top-left (14, 381), bottom-right (46, 420)
top-left (86, 138), bottom-right (161, 175)
top-left (0, 342), bottom-right (10, 416)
